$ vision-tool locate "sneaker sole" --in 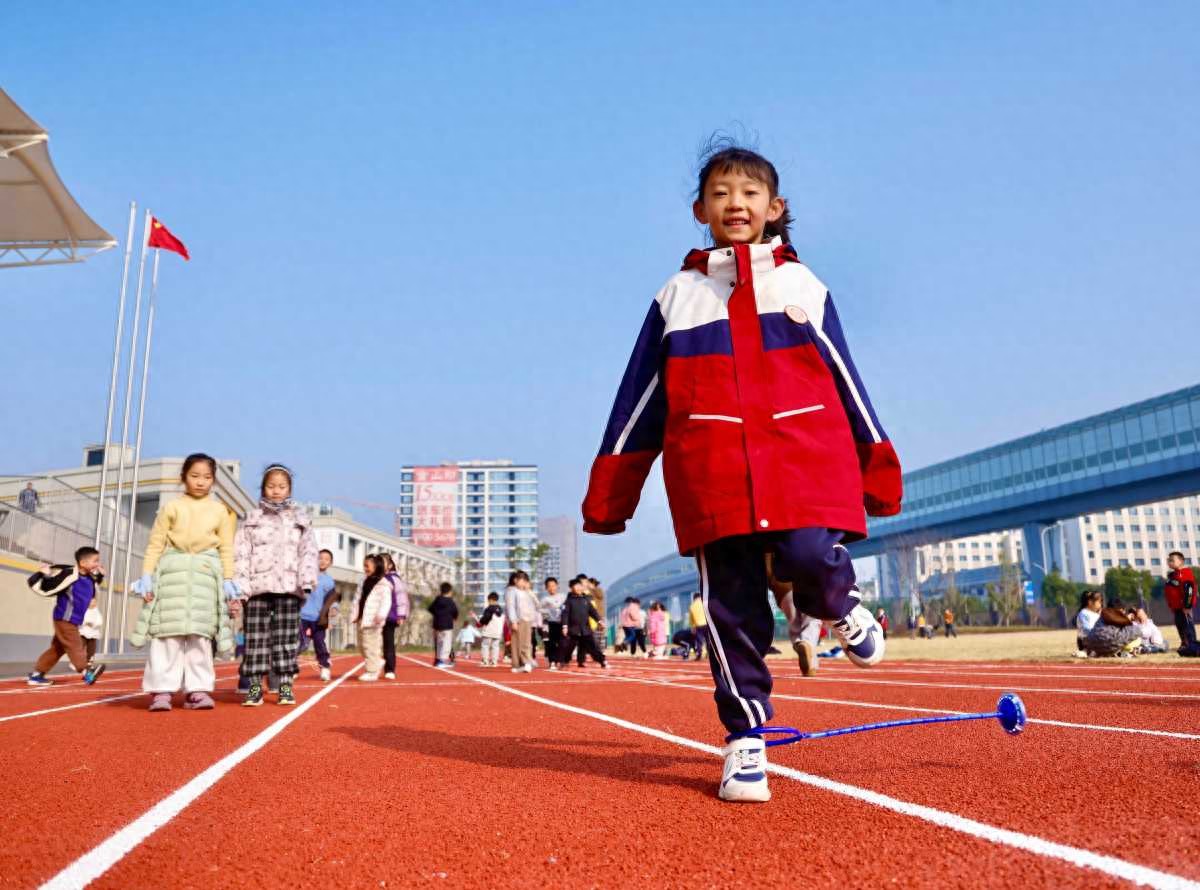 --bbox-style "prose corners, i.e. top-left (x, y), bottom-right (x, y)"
top-left (718, 783), bottom-right (772, 803)
top-left (277, 700), bottom-right (297, 706)
top-left (793, 639), bottom-right (817, 677)
top-left (242, 699), bottom-right (264, 707)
